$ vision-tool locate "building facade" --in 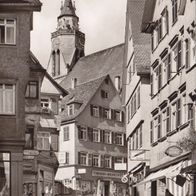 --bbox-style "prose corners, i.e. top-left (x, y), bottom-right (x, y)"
top-left (122, 0), bottom-right (151, 195)
top-left (141, 0), bottom-right (196, 195)
top-left (0, 1), bottom-right (42, 195)
top-left (55, 75), bottom-right (127, 196)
